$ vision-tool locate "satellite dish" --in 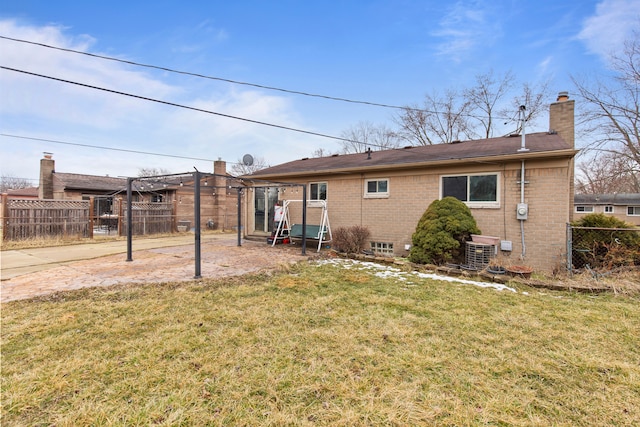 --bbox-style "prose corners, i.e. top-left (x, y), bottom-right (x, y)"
top-left (242, 154), bottom-right (254, 166)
